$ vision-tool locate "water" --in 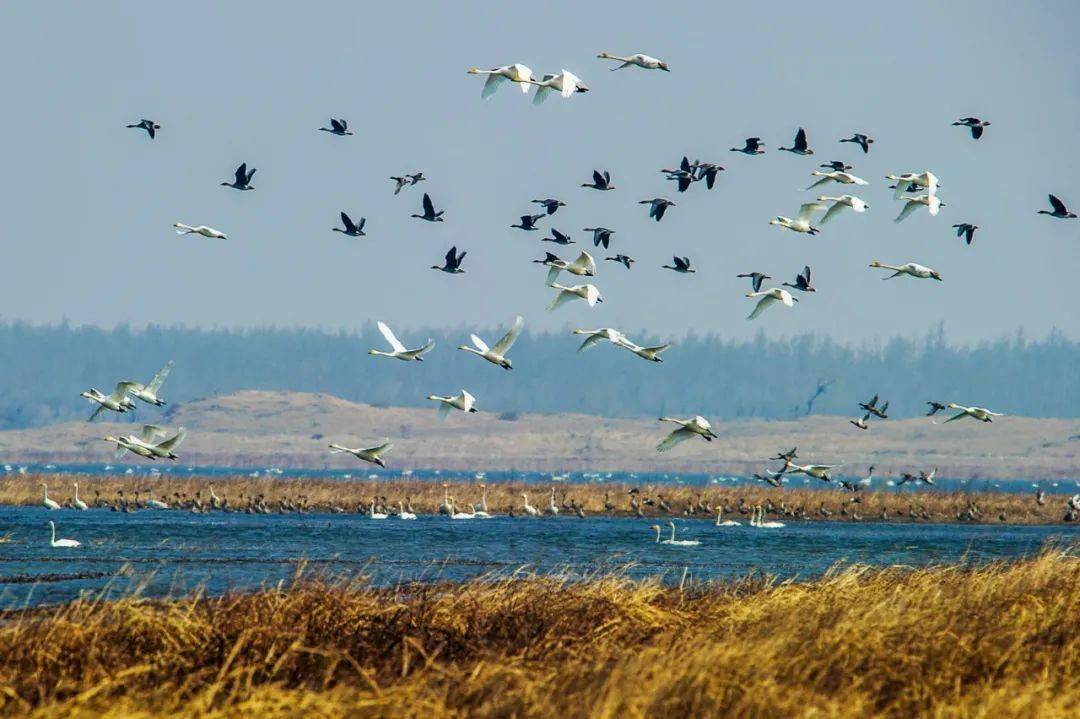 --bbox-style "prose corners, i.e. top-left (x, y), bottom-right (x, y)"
top-left (1, 506), bottom-right (1076, 608)
top-left (5, 463), bottom-right (1080, 495)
